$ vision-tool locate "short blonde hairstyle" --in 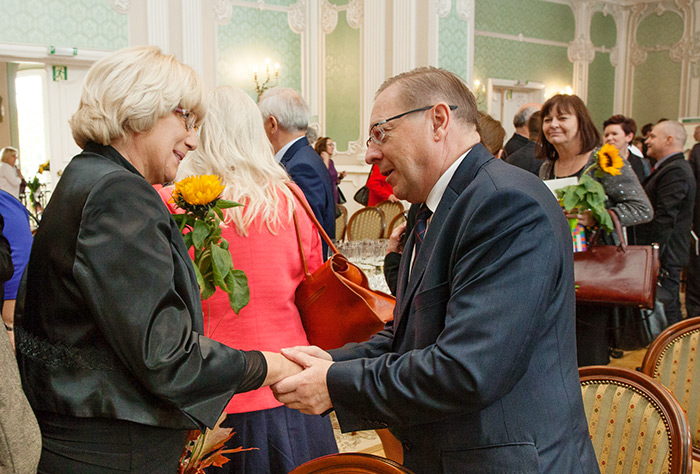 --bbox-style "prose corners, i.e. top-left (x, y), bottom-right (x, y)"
top-left (177, 86), bottom-right (294, 236)
top-left (70, 46), bottom-right (206, 149)
top-left (0, 147), bottom-right (17, 164)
